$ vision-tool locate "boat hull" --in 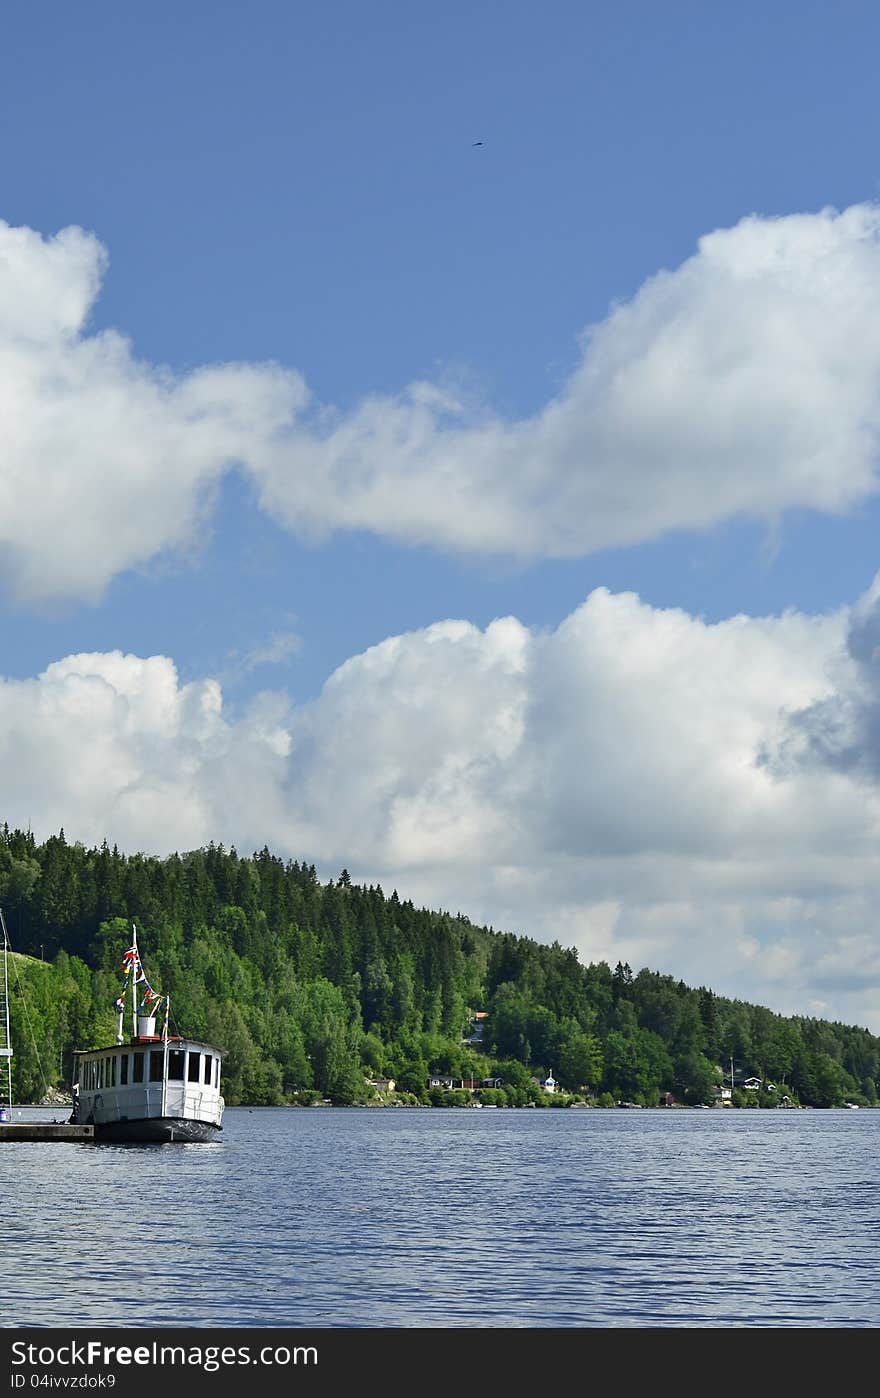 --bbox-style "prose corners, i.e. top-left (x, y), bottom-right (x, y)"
top-left (94, 1116), bottom-right (222, 1144)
